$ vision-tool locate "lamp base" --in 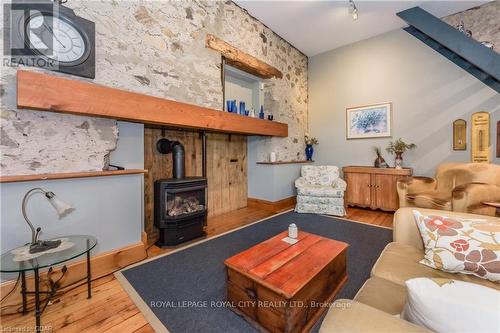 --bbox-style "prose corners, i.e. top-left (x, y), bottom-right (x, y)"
top-left (29, 240), bottom-right (62, 254)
